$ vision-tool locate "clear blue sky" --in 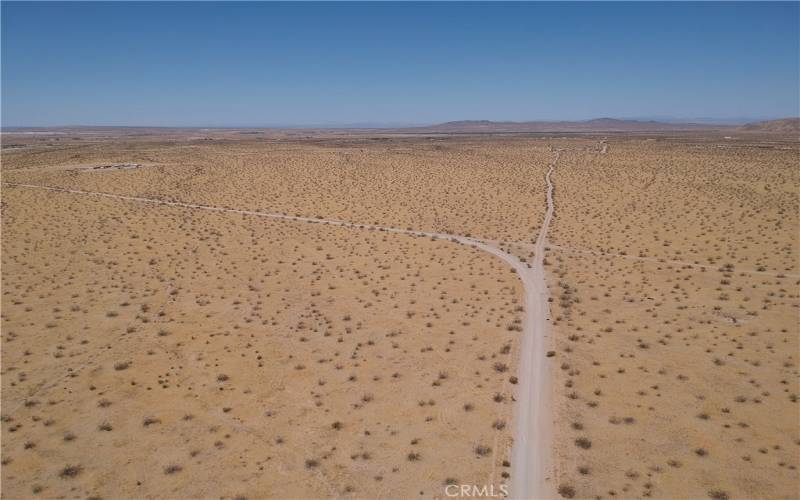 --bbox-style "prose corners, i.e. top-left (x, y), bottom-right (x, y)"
top-left (2, 1), bottom-right (798, 126)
